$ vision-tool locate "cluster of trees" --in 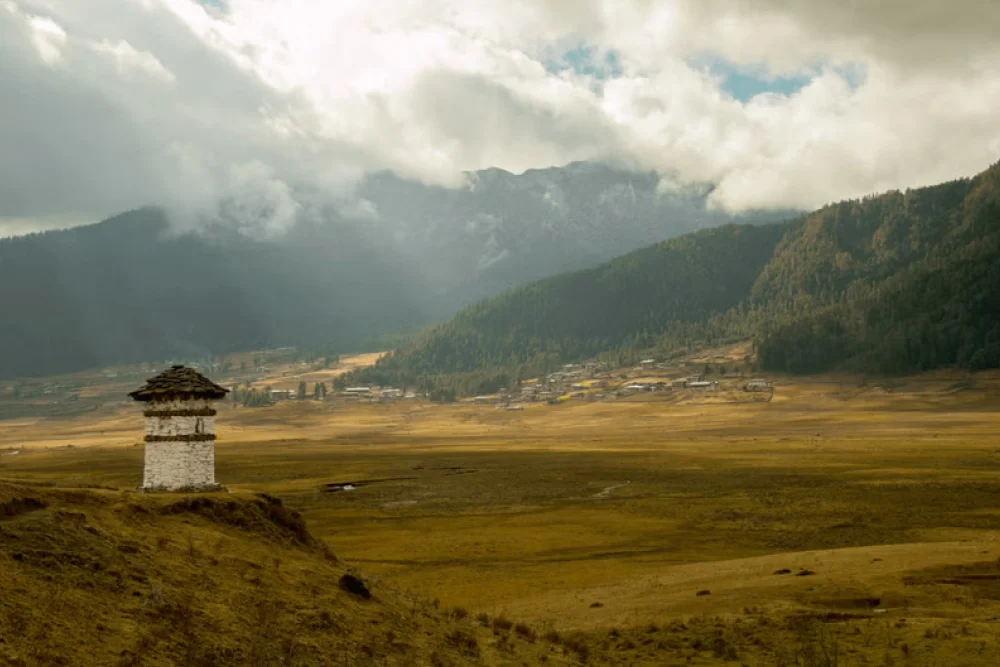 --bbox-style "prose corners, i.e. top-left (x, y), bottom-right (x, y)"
top-left (230, 386), bottom-right (274, 408)
top-left (295, 381), bottom-right (330, 400)
top-left (344, 162), bottom-right (1000, 394)
top-left (231, 381), bottom-right (332, 406)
